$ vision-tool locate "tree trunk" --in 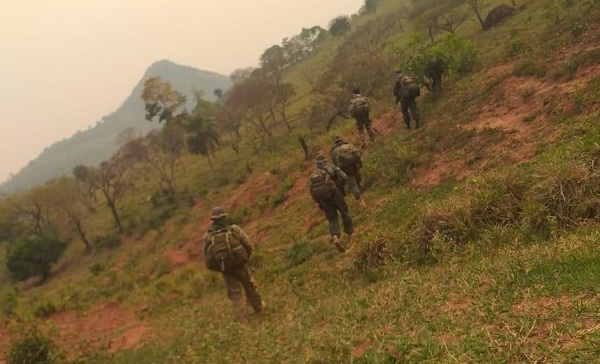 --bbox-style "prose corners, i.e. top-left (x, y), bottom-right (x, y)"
top-left (298, 136), bottom-right (310, 160)
top-left (74, 219), bottom-right (92, 253)
top-left (107, 200), bottom-right (123, 233)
